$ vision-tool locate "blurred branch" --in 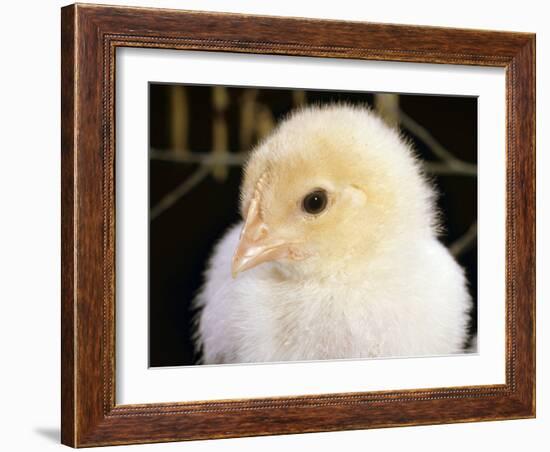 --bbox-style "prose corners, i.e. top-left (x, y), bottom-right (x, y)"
top-left (394, 105), bottom-right (477, 256)
top-left (240, 89), bottom-right (259, 150)
top-left (170, 85), bottom-right (188, 153)
top-left (150, 165), bottom-right (211, 220)
top-left (151, 149), bottom-right (246, 166)
top-left (423, 162), bottom-right (477, 177)
top-left (374, 93), bottom-right (400, 128)
top-left (292, 90), bottom-right (307, 108)
top-left (256, 104), bottom-right (275, 139)
top-left (149, 149), bottom-right (247, 220)
top-left (449, 221), bottom-right (477, 257)
top-left (212, 86), bottom-right (230, 182)
top-left (151, 149), bottom-right (471, 178)
top-left (399, 109), bottom-right (477, 176)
